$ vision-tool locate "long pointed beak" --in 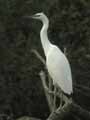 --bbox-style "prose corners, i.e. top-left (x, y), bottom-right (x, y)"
top-left (23, 15), bottom-right (37, 20)
top-left (23, 14), bottom-right (40, 20)
top-left (30, 15), bottom-right (36, 19)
